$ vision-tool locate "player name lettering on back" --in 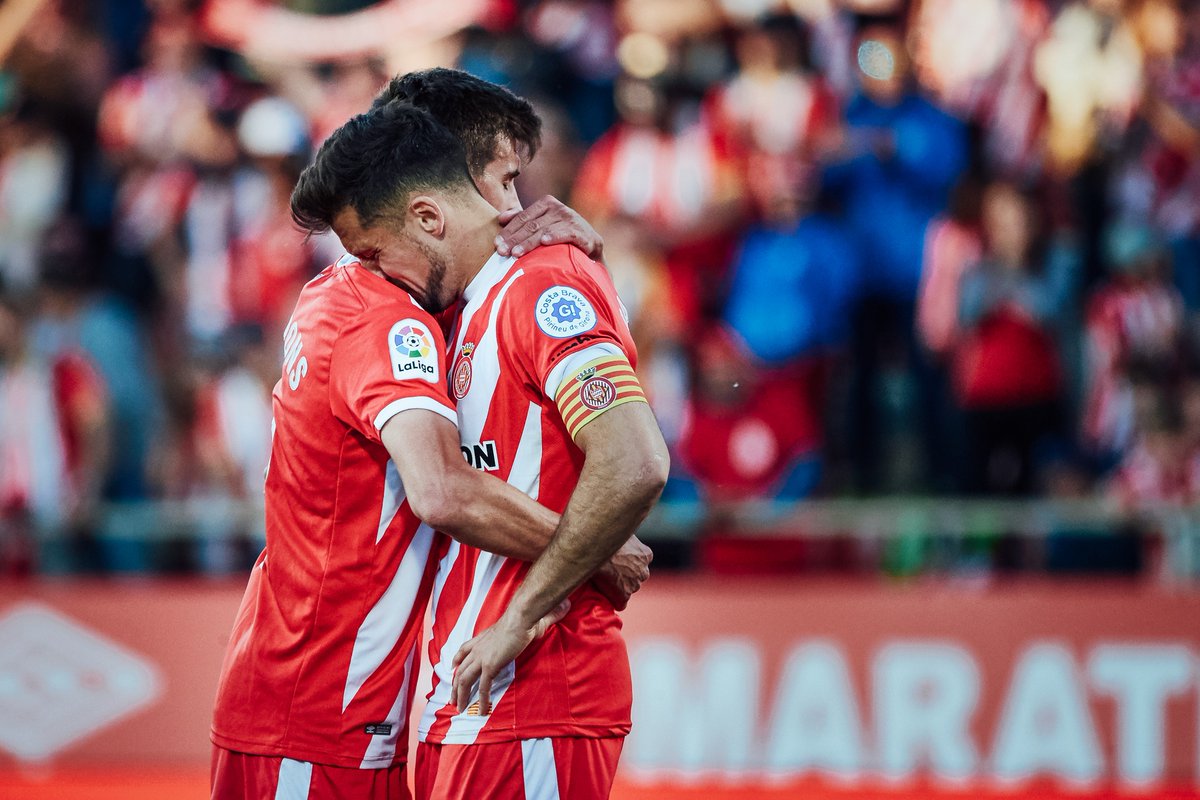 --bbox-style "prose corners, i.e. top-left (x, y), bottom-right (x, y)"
top-left (283, 319), bottom-right (308, 390)
top-left (460, 440), bottom-right (498, 472)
